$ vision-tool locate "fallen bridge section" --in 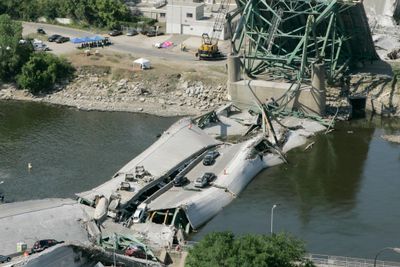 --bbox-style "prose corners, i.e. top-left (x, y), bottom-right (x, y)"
top-left (77, 118), bottom-right (220, 208)
top-left (0, 198), bottom-right (91, 256)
